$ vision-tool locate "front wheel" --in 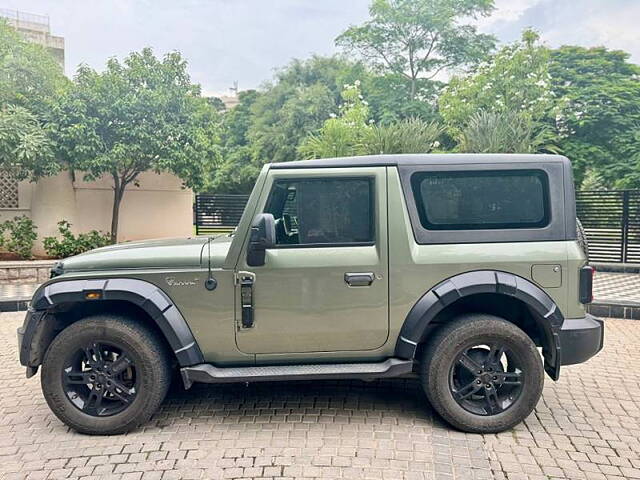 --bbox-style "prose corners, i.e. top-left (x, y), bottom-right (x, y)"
top-left (41, 315), bottom-right (172, 435)
top-left (420, 314), bottom-right (544, 433)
